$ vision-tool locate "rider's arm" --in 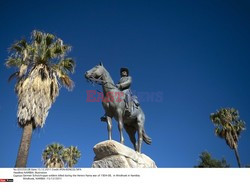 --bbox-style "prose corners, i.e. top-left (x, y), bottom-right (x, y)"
top-left (119, 76), bottom-right (132, 90)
